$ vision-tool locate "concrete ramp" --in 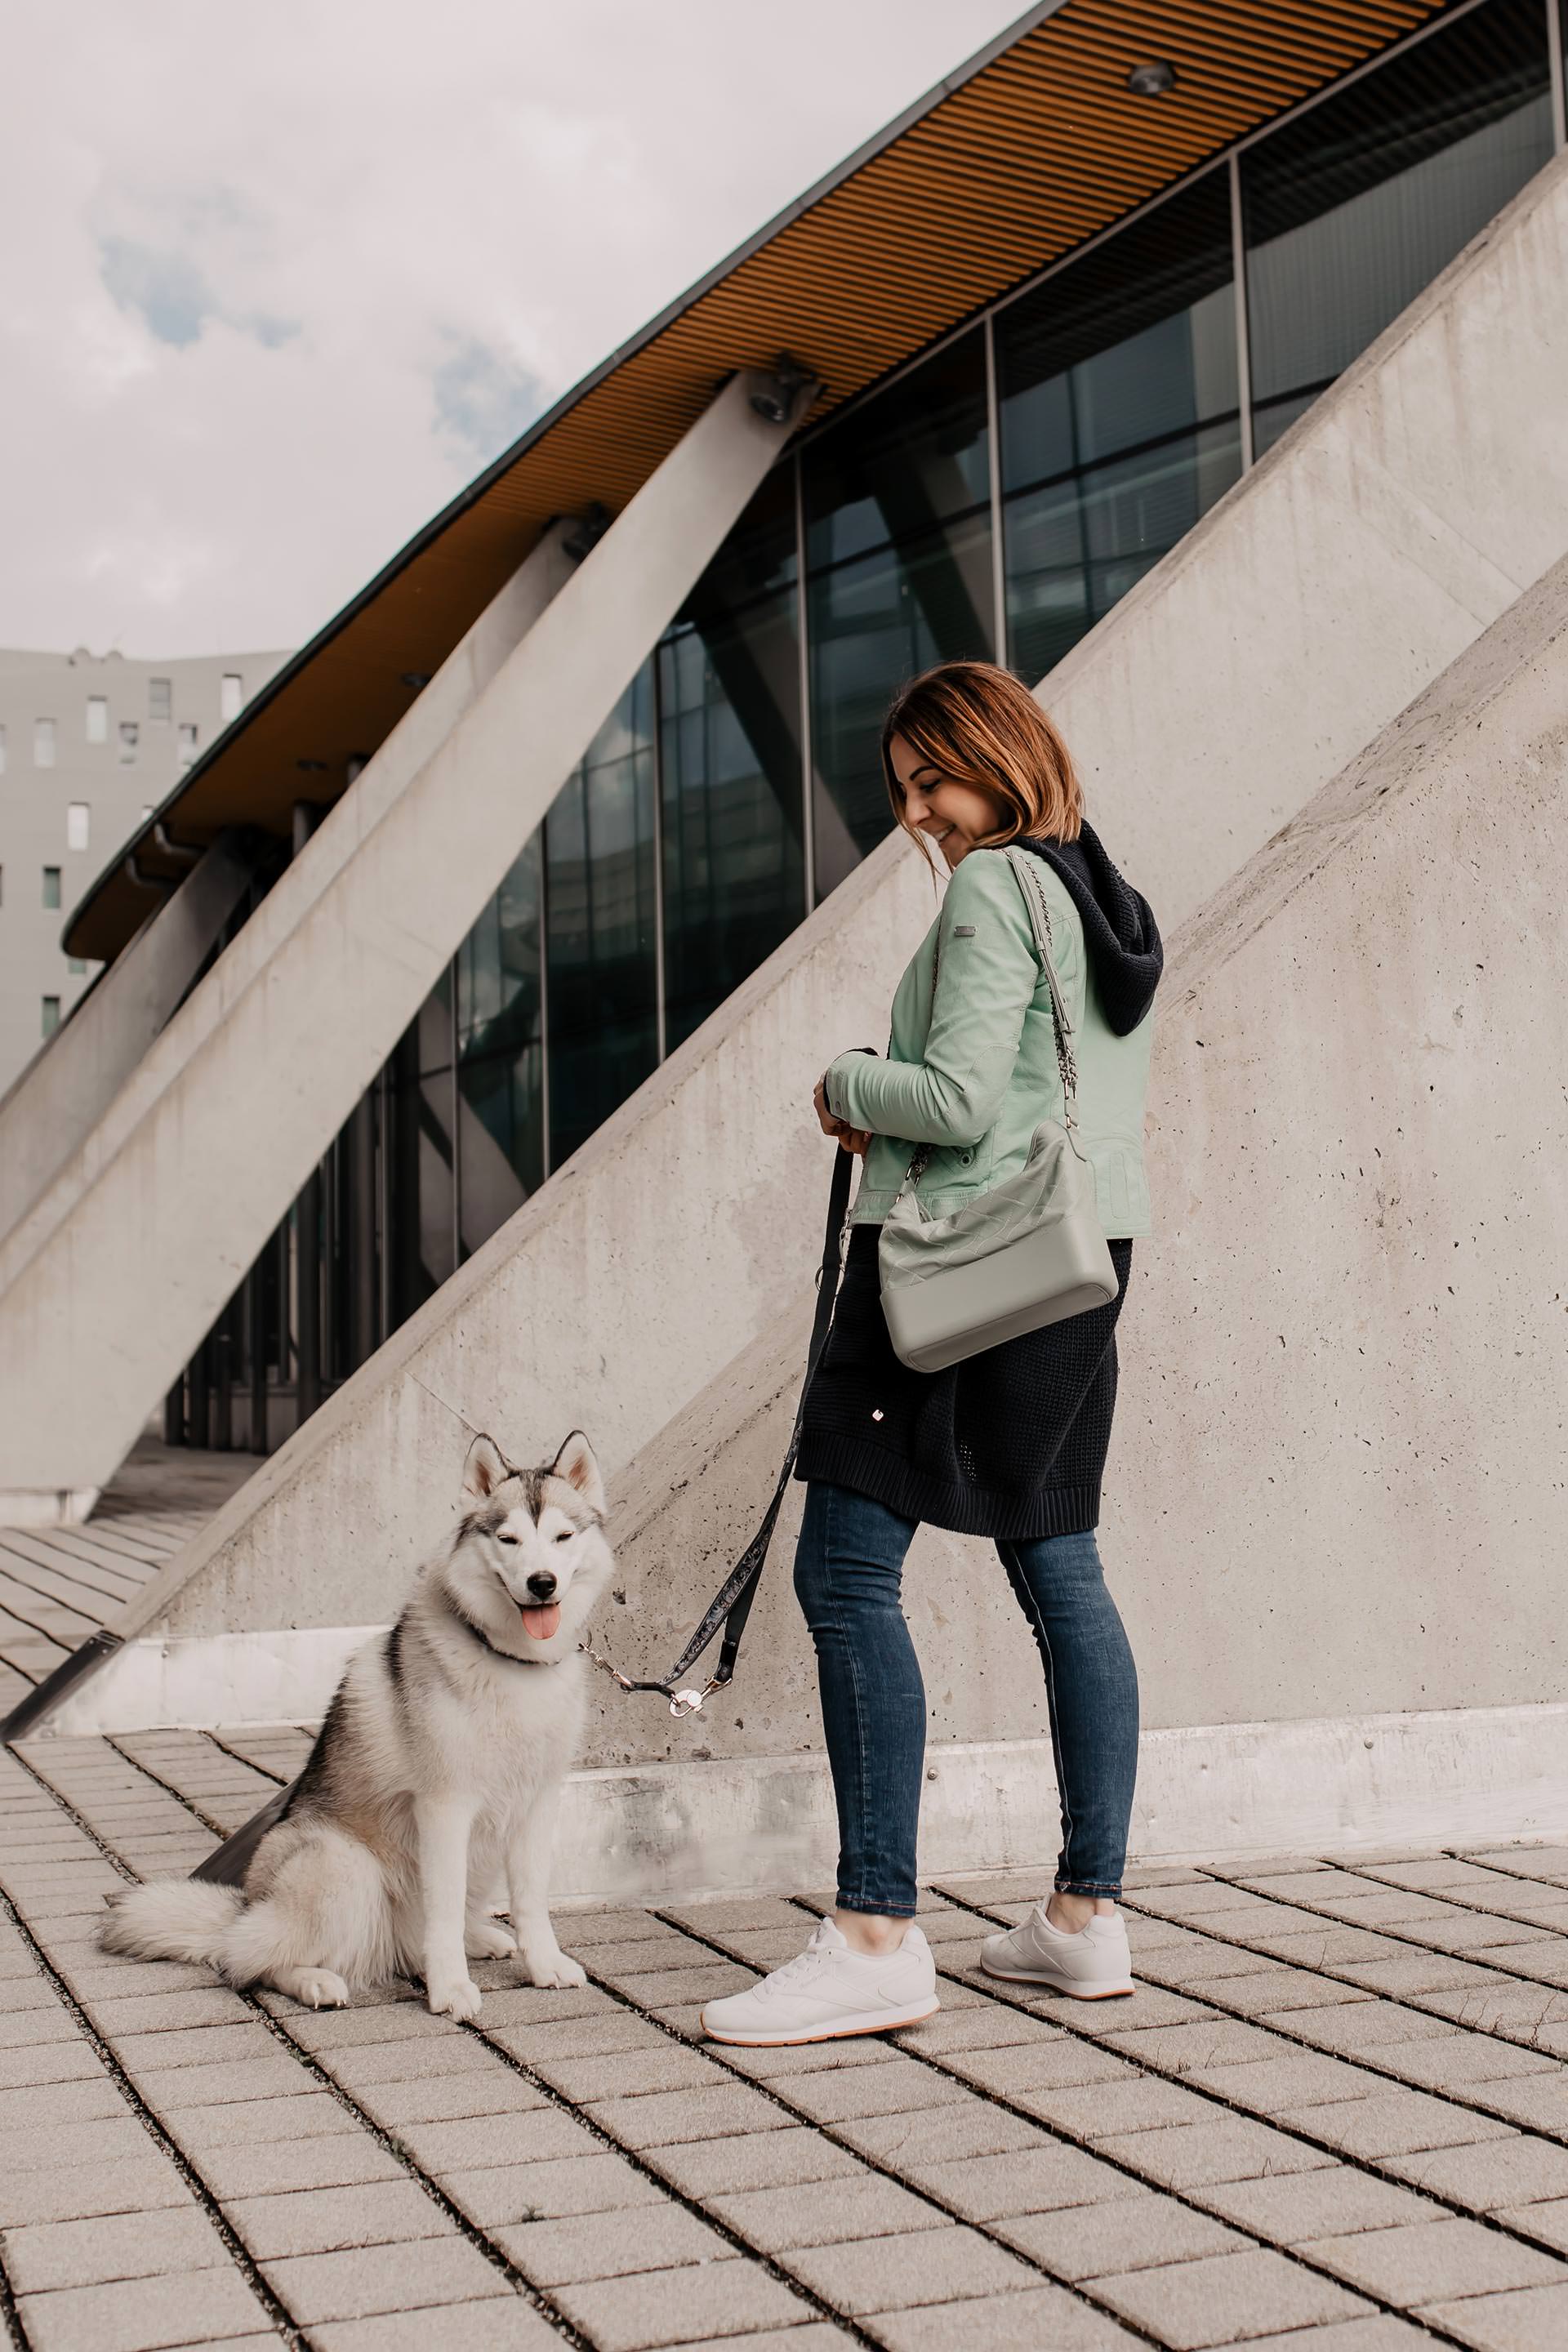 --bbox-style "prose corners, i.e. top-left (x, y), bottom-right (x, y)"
top-left (79, 147), bottom-right (1568, 1695)
top-left (546, 541), bottom-right (1568, 1875)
